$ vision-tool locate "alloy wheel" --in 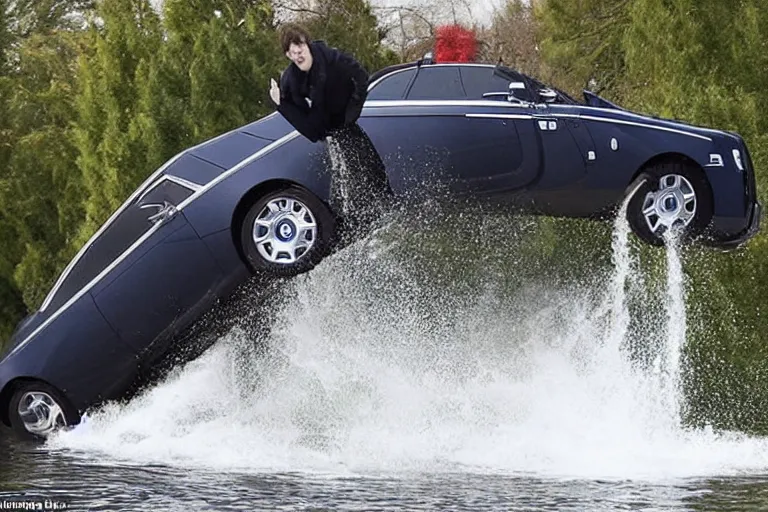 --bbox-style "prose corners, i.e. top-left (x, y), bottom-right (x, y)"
top-left (16, 391), bottom-right (66, 437)
top-left (251, 196), bottom-right (318, 264)
top-left (641, 174), bottom-right (697, 235)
